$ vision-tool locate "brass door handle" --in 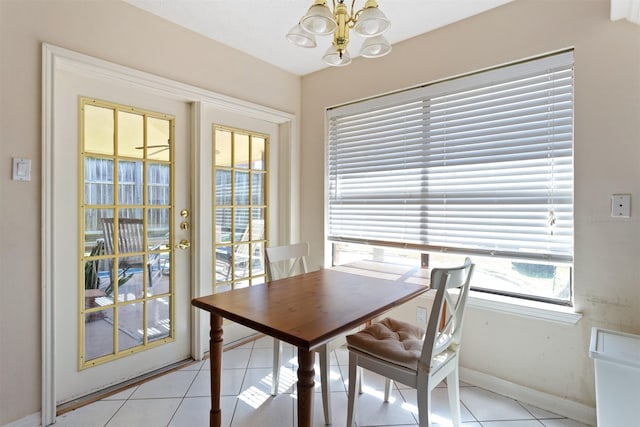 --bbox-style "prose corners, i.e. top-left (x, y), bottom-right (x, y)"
top-left (176, 239), bottom-right (191, 250)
